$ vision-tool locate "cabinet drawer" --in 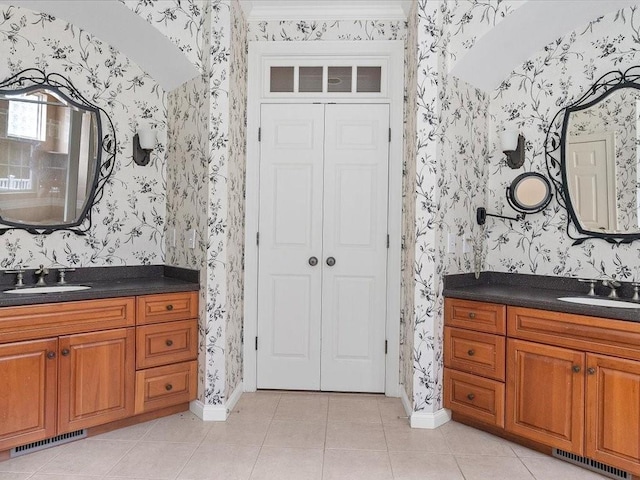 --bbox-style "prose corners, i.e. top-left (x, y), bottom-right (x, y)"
top-left (136, 292), bottom-right (198, 325)
top-left (444, 368), bottom-right (504, 428)
top-left (0, 297), bottom-right (135, 344)
top-left (445, 327), bottom-right (505, 381)
top-left (444, 298), bottom-right (506, 334)
top-left (135, 360), bottom-right (197, 414)
top-left (136, 319), bottom-right (198, 369)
